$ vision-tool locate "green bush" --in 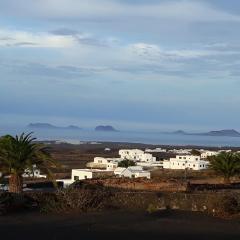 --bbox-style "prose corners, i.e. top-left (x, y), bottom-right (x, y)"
top-left (146, 203), bottom-right (159, 214)
top-left (118, 160), bottom-right (136, 168)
